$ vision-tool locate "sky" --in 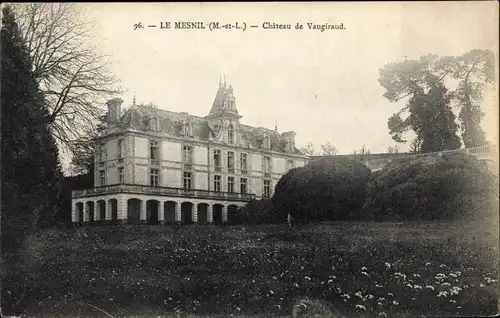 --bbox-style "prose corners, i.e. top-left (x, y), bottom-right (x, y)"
top-left (63, 2), bottom-right (498, 169)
